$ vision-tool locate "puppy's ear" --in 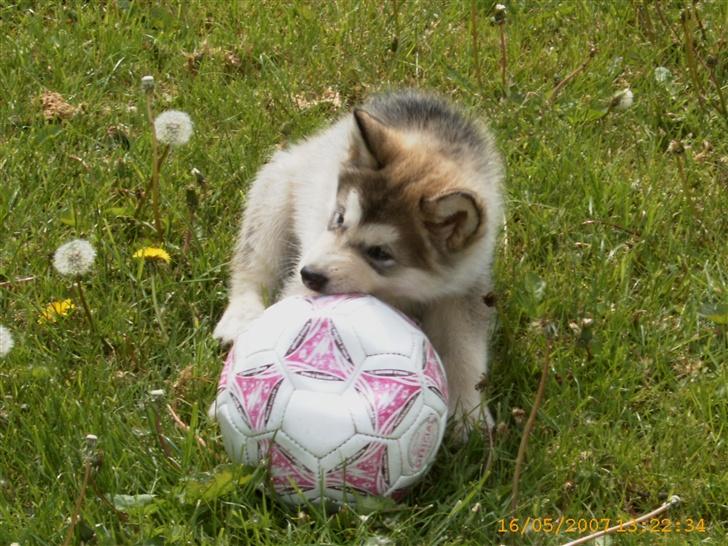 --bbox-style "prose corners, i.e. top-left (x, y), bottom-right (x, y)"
top-left (349, 109), bottom-right (399, 168)
top-left (421, 190), bottom-right (485, 252)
